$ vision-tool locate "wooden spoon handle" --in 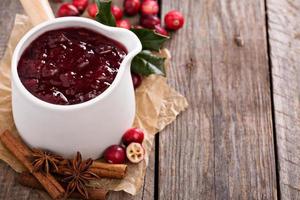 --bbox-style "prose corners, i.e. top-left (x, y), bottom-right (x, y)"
top-left (19, 0), bottom-right (55, 26)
